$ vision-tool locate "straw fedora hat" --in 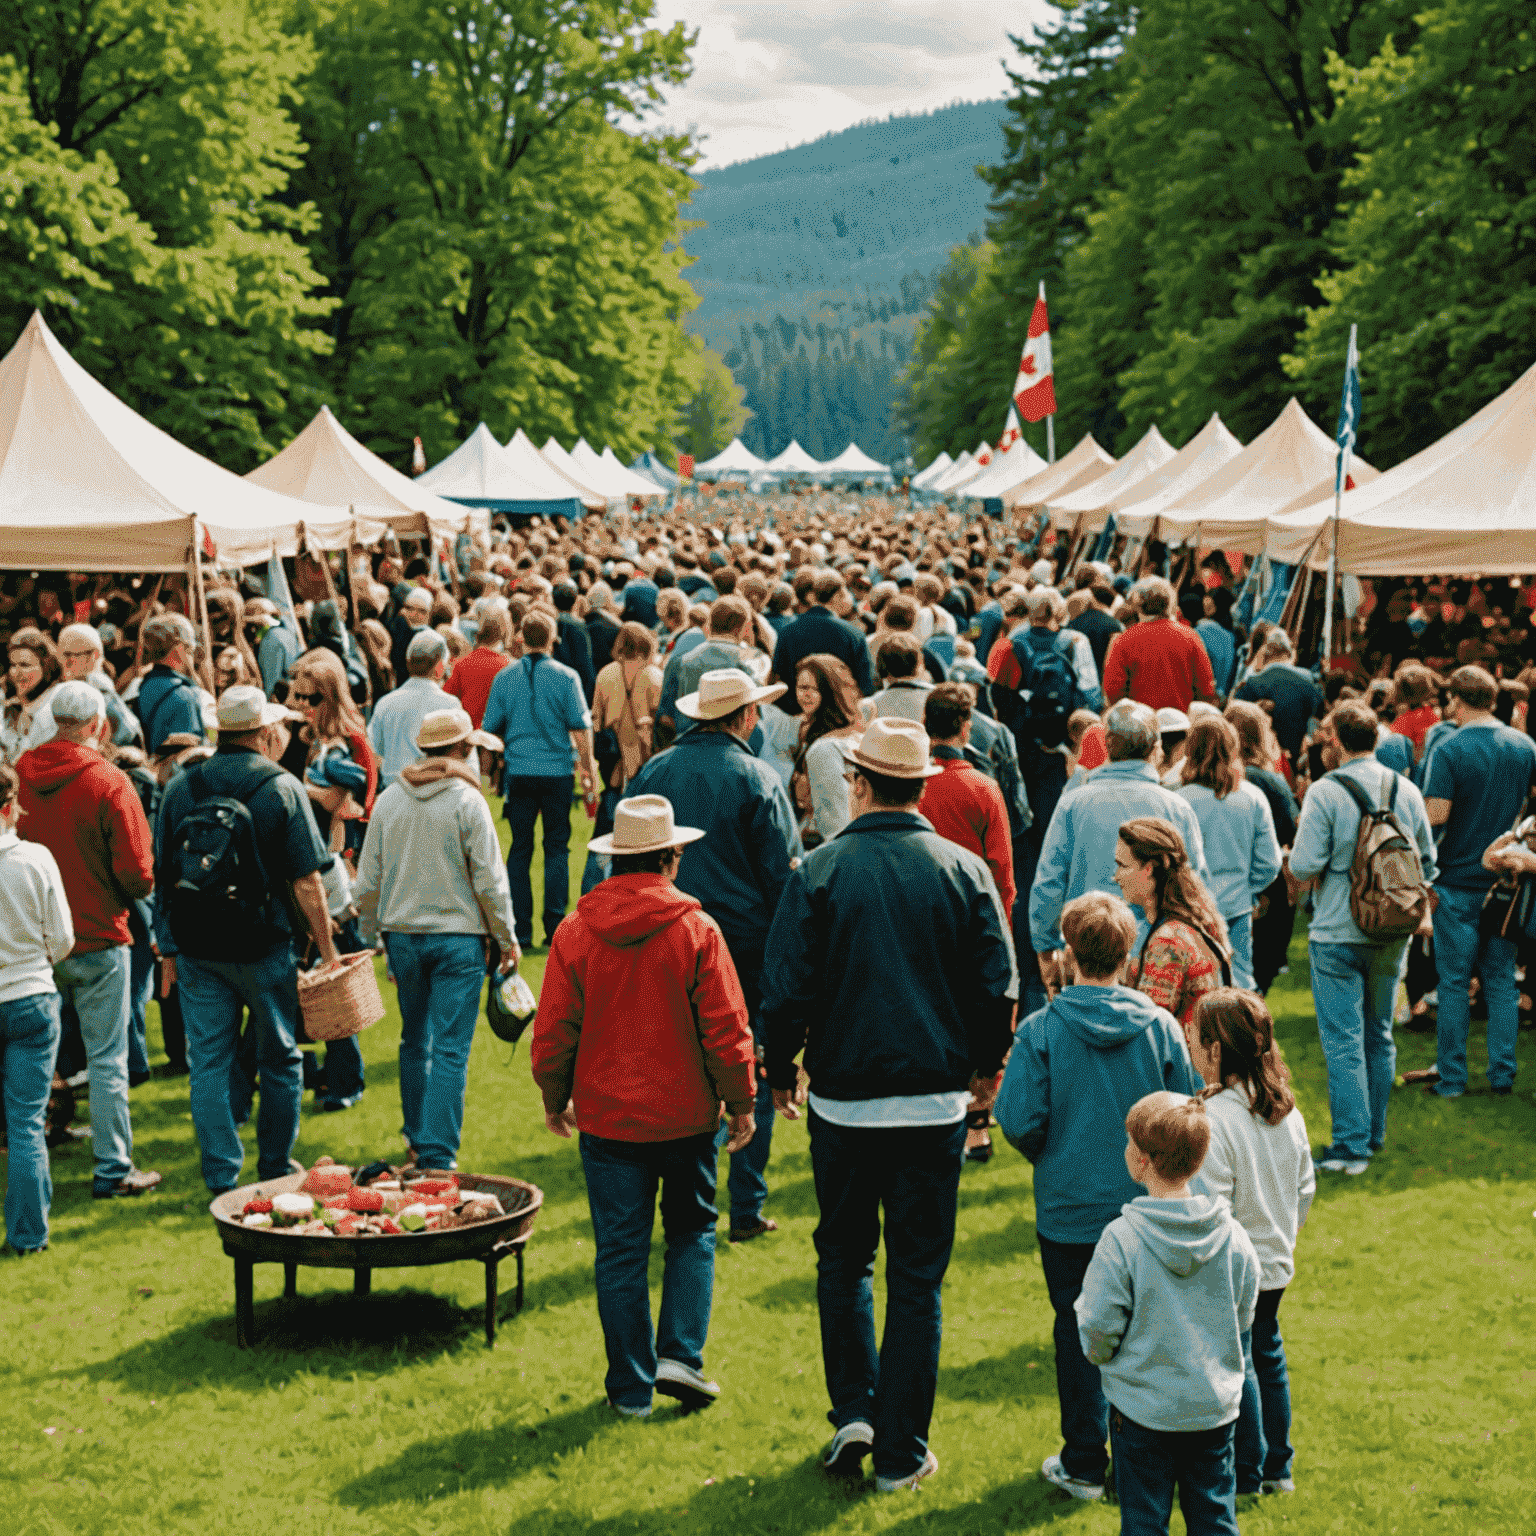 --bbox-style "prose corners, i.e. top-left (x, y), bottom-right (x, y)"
top-left (414, 707), bottom-right (503, 753)
top-left (848, 717), bottom-right (941, 779)
top-left (676, 667), bottom-right (787, 721)
top-left (587, 794), bottom-right (707, 857)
